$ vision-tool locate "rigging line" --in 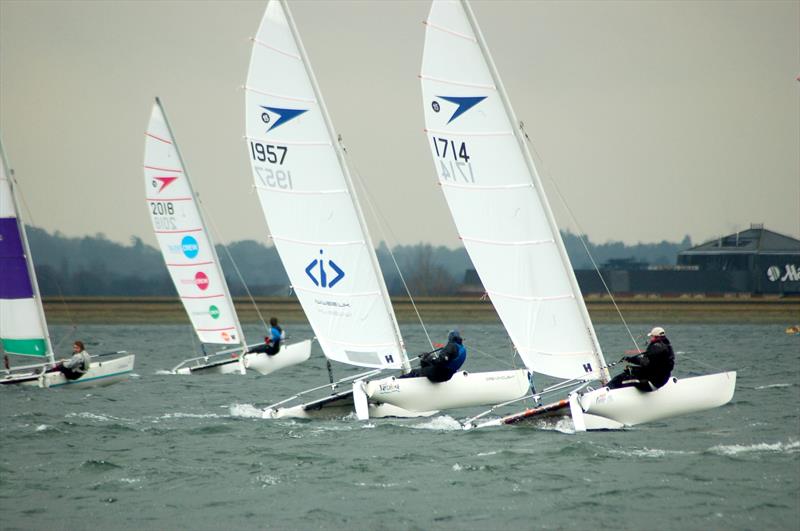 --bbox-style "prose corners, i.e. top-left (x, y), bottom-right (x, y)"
top-left (520, 128), bottom-right (638, 351)
top-left (469, 343), bottom-right (515, 369)
top-left (195, 194), bottom-right (268, 330)
top-left (339, 141), bottom-right (434, 351)
top-left (10, 170), bottom-right (78, 342)
top-left (675, 351), bottom-right (725, 373)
